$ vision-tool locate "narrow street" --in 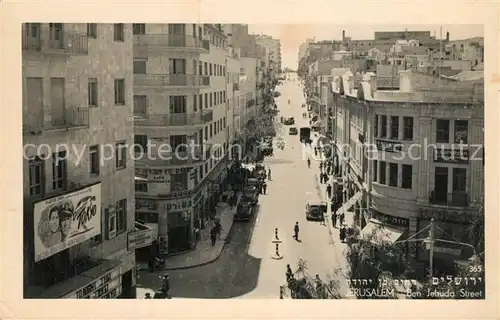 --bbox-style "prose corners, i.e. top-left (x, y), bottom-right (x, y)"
top-left (137, 78), bottom-right (347, 299)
